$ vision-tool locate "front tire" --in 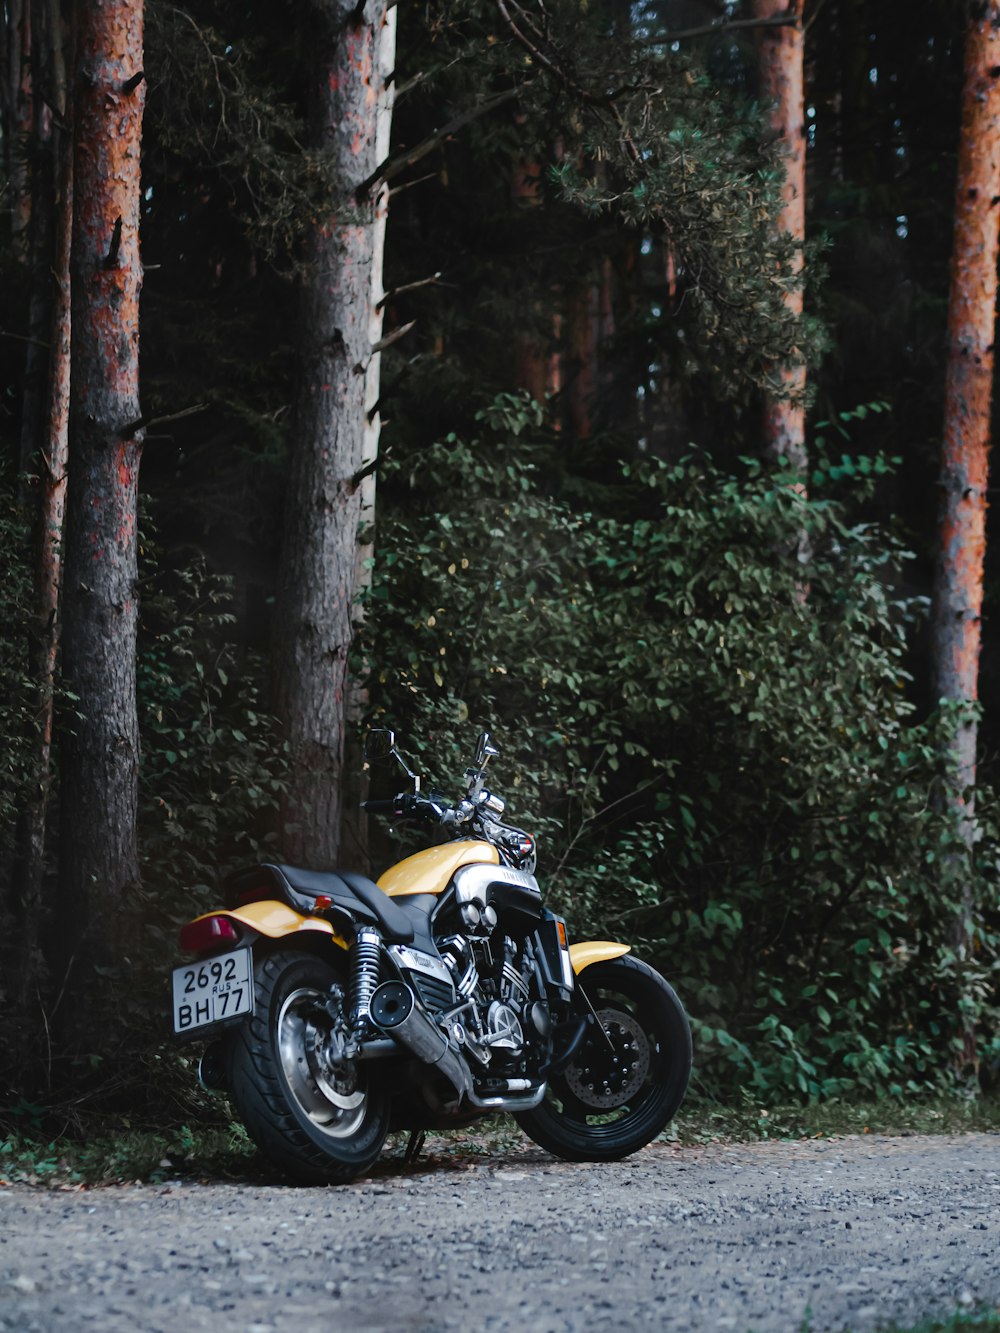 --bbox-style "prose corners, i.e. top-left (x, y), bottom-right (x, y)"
top-left (516, 956), bottom-right (691, 1162)
top-left (226, 949), bottom-right (389, 1184)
